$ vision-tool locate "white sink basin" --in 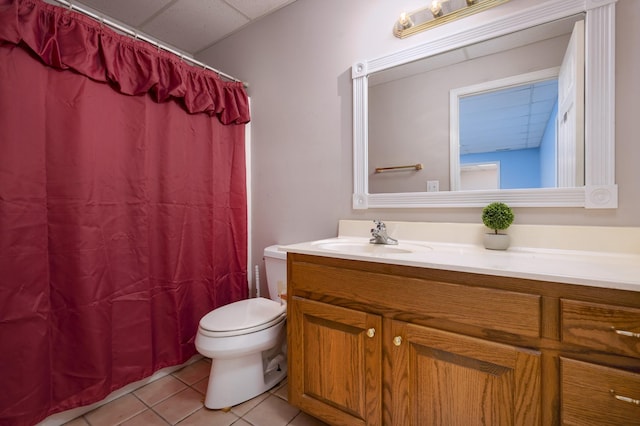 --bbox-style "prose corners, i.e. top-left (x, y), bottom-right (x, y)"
top-left (311, 239), bottom-right (431, 255)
